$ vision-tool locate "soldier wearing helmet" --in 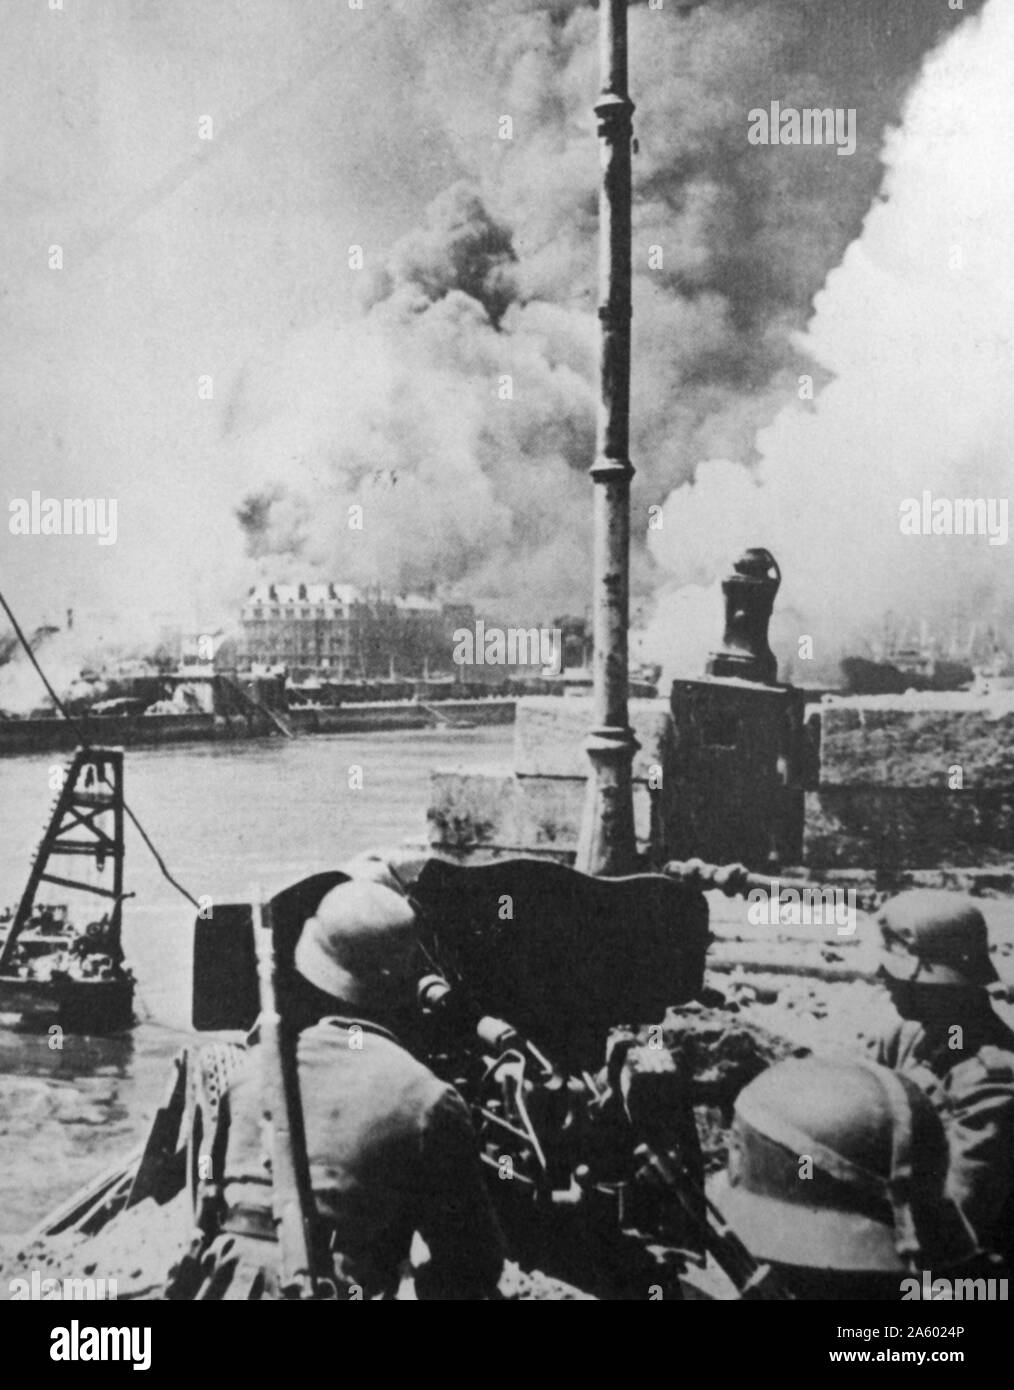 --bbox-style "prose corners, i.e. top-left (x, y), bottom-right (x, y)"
top-left (184, 879), bottom-right (504, 1300)
top-left (712, 1057), bottom-right (980, 1298)
top-left (871, 890), bottom-right (1014, 1269)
